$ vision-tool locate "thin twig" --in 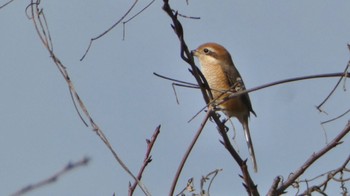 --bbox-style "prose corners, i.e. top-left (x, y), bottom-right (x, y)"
top-left (0, 0), bottom-right (15, 9)
top-left (153, 72), bottom-right (198, 87)
top-left (11, 157), bottom-right (90, 196)
top-left (321, 108), bottom-right (350, 125)
top-left (316, 61), bottom-right (350, 112)
top-left (156, 71), bottom-right (350, 125)
top-left (176, 178), bottom-right (195, 196)
top-left (221, 72), bottom-right (350, 108)
top-left (300, 155), bottom-right (350, 195)
top-left (270, 122), bottom-right (350, 195)
top-left (80, 0), bottom-right (139, 61)
top-left (170, 109), bottom-right (212, 195)
top-left (171, 9), bottom-right (200, 19)
top-left (129, 125), bottom-right (161, 196)
top-left (123, 0), bottom-right (156, 40)
top-left (200, 168), bottom-right (223, 195)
